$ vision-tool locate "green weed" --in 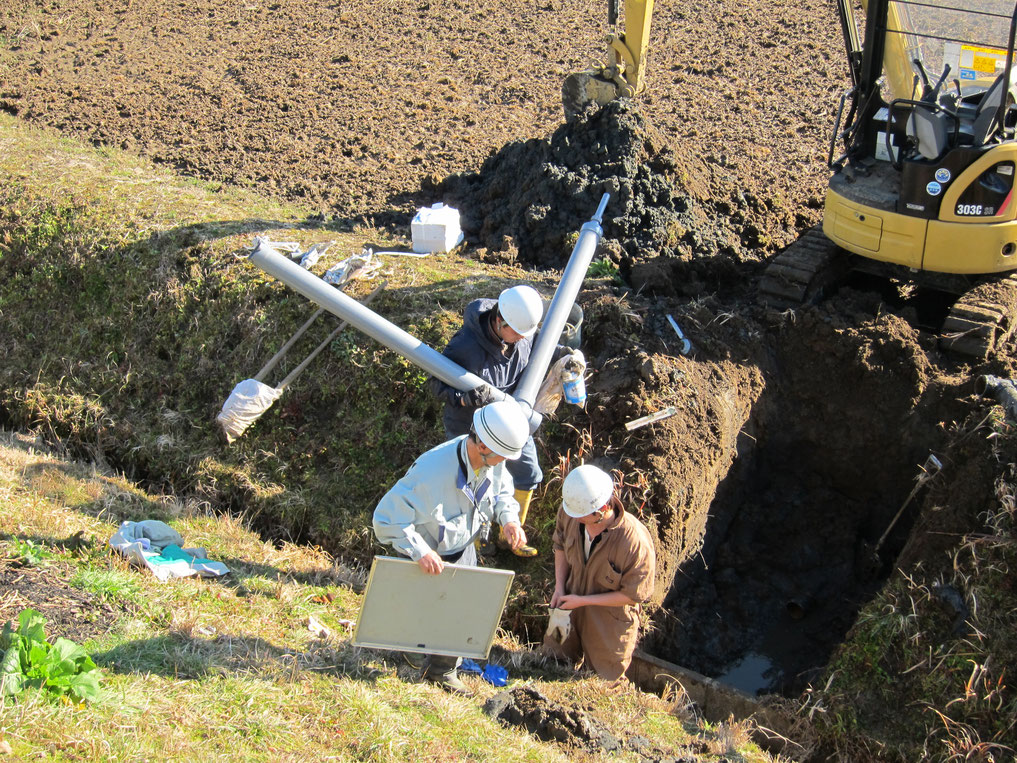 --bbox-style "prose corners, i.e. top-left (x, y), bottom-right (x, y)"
top-left (70, 569), bottom-right (143, 606)
top-left (588, 257), bottom-right (619, 279)
top-left (4, 538), bottom-right (53, 567)
top-left (0, 609), bottom-right (101, 704)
